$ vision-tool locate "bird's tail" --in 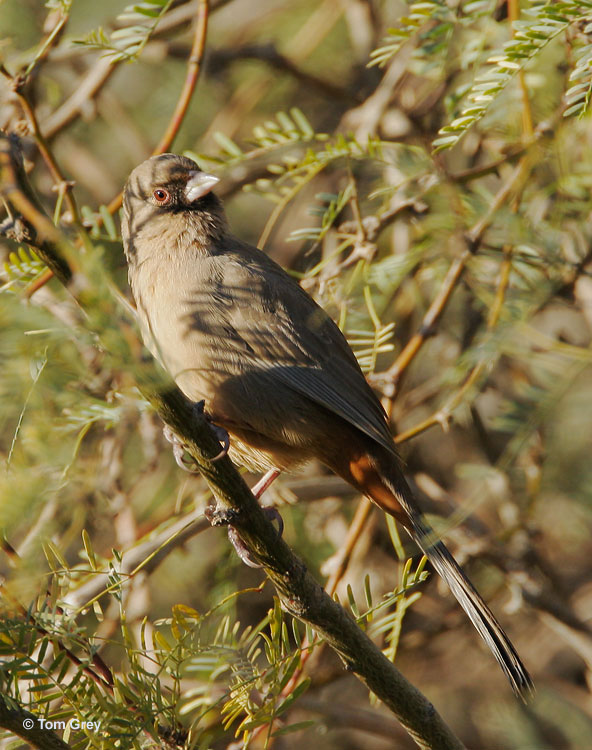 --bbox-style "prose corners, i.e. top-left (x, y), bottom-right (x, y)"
top-left (344, 448), bottom-right (534, 700)
top-left (409, 513), bottom-right (533, 699)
